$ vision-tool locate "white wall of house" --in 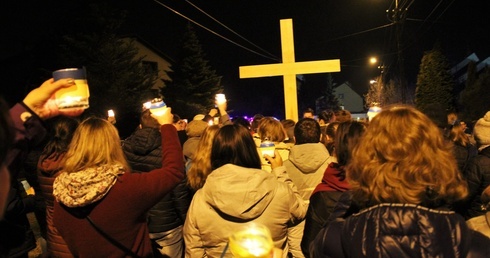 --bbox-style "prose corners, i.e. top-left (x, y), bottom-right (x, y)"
top-left (334, 82), bottom-right (365, 113)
